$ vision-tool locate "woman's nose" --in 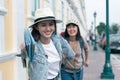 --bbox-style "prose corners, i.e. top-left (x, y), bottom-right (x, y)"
top-left (45, 26), bottom-right (51, 30)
